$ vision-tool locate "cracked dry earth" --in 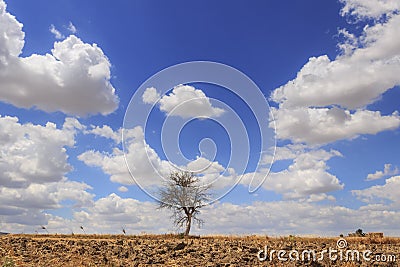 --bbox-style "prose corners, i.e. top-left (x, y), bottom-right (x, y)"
top-left (0, 234), bottom-right (399, 266)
